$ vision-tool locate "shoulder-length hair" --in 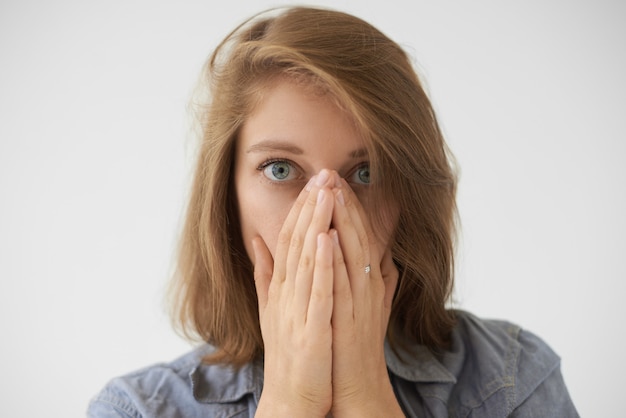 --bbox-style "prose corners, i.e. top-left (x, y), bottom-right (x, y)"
top-left (170, 6), bottom-right (458, 366)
